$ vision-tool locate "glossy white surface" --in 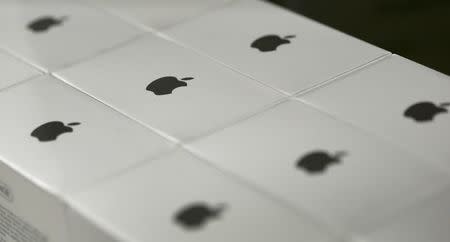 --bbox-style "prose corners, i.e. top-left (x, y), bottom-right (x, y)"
top-left (68, 149), bottom-right (339, 242)
top-left (0, 50), bottom-right (40, 90)
top-left (0, 75), bottom-right (174, 193)
top-left (0, 0), bottom-right (448, 241)
top-left (0, 0), bottom-right (142, 71)
top-left (367, 188), bottom-right (450, 242)
top-left (165, 0), bottom-right (389, 94)
top-left (84, 0), bottom-right (234, 30)
top-left (300, 55), bottom-right (450, 170)
top-left (187, 100), bottom-right (450, 234)
top-left (56, 34), bottom-right (284, 141)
